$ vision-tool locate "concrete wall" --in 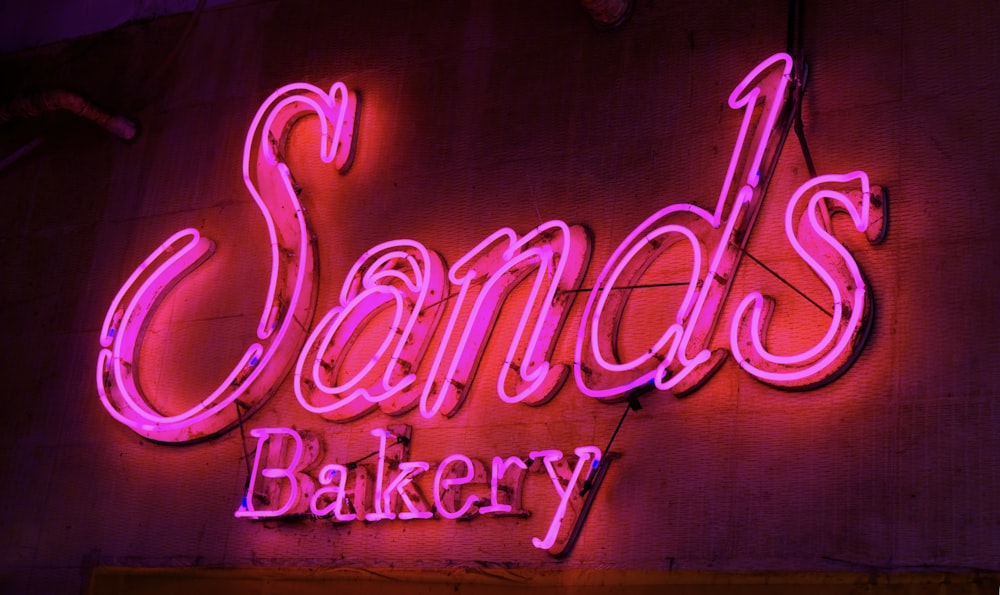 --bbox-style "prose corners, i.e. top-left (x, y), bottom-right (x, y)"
top-left (1, 1), bottom-right (998, 592)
